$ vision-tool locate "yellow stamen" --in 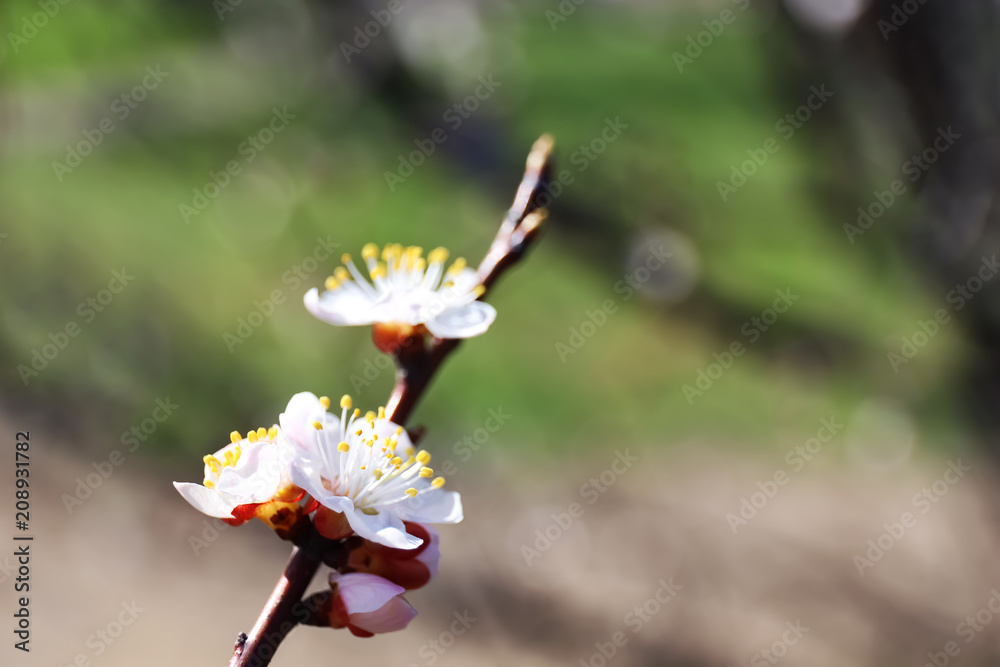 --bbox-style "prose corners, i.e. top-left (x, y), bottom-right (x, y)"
top-left (370, 263), bottom-right (387, 280)
top-left (377, 406), bottom-right (386, 419)
top-left (373, 469), bottom-right (383, 480)
top-left (334, 267), bottom-right (350, 282)
top-left (416, 450), bottom-right (431, 465)
top-left (325, 276), bottom-right (339, 291)
top-left (419, 467), bottom-right (434, 478)
top-left (446, 257), bottom-right (467, 275)
top-left (320, 396), bottom-right (331, 410)
top-left (431, 477), bottom-right (446, 489)
top-left (341, 253), bottom-right (352, 265)
top-left (405, 488), bottom-right (418, 497)
top-left (353, 408), bottom-right (361, 418)
top-left (230, 431), bottom-right (242, 444)
top-left (247, 430), bottom-right (259, 443)
top-left (338, 442), bottom-right (350, 453)
top-left (364, 411), bottom-right (376, 422)
top-left (312, 421), bottom-right (324, 430)
top-left (361, 243), bottom-right (379, 261)
top-left (257, 427), bottom-right (267, 440)
top-left (204, 479), bottom-right (215, 489)
top-left (204, 455), bottom-right (221, 473)
top-left (390, 456), bottom-right (402, 466)
top-left (340, 395), bottom-right (352, 409)
top-left (471, 285), bottom-right (486, 298)
top-left (429, 247), bottom-right (449, 264)
top-left (268, 426), bottom-right (278, 440)
top-left (355, 429), bottom-right (363, 436)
